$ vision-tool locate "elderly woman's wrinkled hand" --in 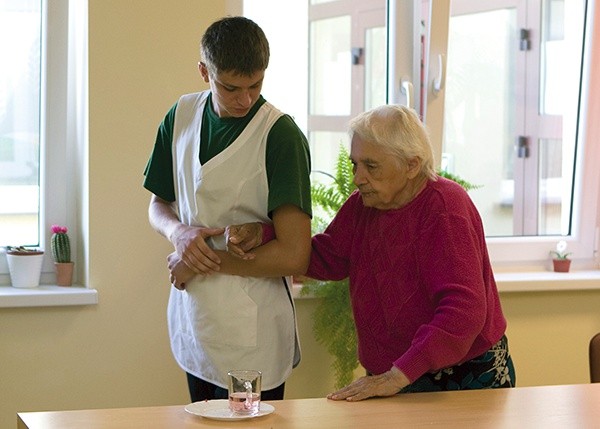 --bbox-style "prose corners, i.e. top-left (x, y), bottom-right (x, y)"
top-left (225, 222), bottom-right (263, 259)
top-left (327, 366), bottom-right (410, 402)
